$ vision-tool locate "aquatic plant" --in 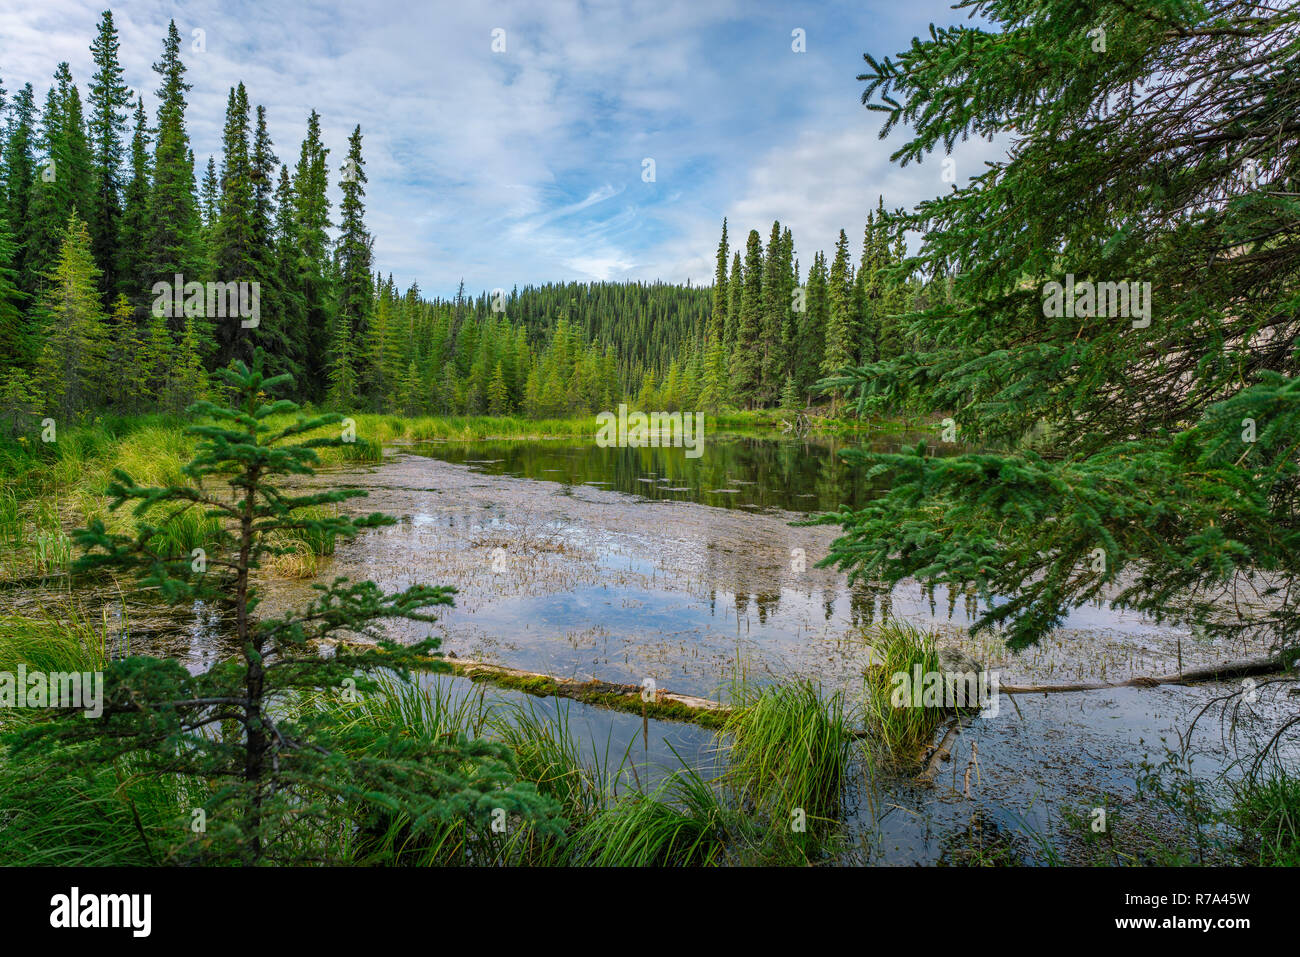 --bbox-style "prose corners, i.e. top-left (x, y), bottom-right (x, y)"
top-left (721, 680), bottom-right (849, 823)
top-left (861, 619), bottom-right (948, 762)
top-left (568, 762), bottom-right (727, 866)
